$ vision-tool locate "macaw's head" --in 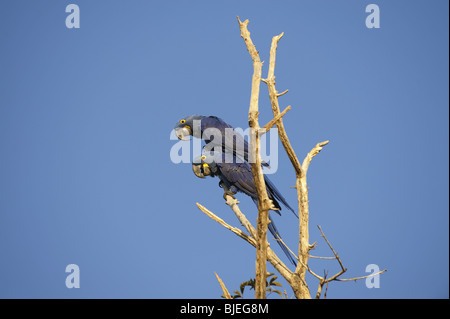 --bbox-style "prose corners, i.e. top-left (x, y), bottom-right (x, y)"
top-left (174, 115), bottom-right (204, 141)
top-left (192, 153), bottom-right (218, 179)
